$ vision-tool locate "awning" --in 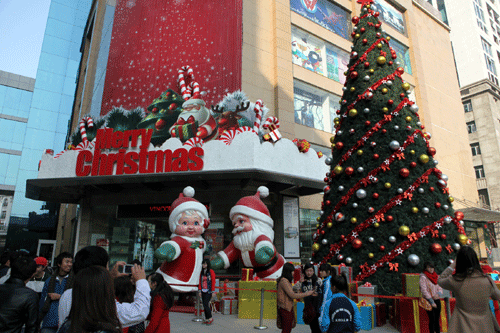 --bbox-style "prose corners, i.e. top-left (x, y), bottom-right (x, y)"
top-left (26, 169), bottom-right (325, 204)
top-left (461, 207), bottom-right (500, 222)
